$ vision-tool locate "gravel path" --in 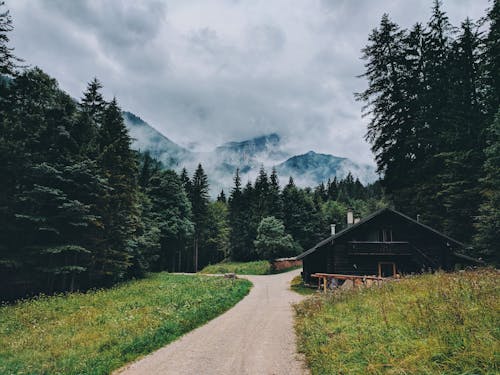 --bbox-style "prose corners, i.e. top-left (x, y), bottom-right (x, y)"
top-left (115, 268), bottom-right (309, 375)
